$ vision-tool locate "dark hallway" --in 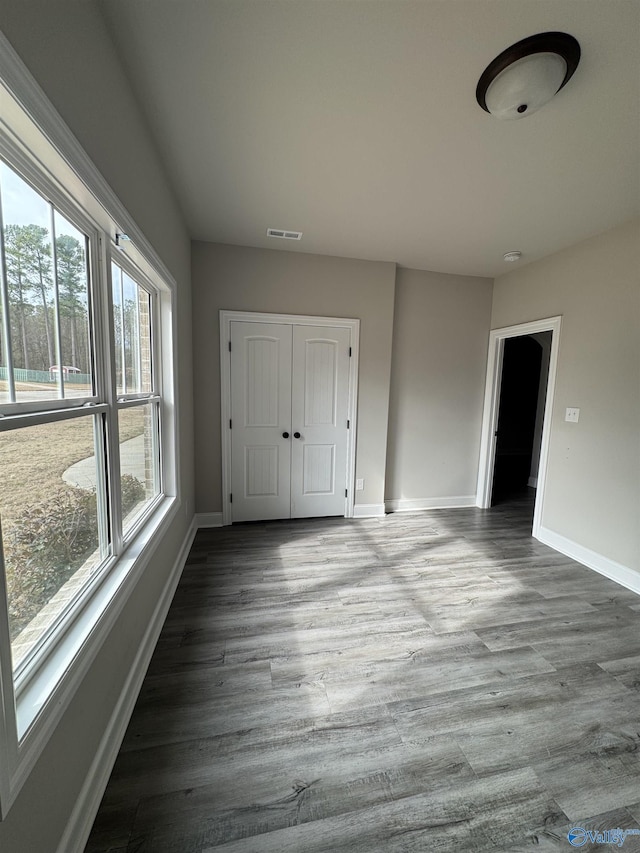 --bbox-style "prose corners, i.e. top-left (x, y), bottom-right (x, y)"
top-left (492, 335), bottom-right (546, 506)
